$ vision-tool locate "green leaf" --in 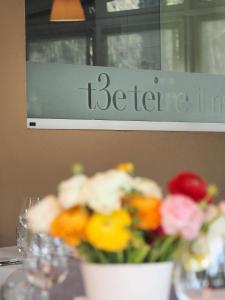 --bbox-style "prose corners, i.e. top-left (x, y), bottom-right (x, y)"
top-left (147, 236), bottom-right (179, 263)
top-left (117, 252), bottom-right (125, 263)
